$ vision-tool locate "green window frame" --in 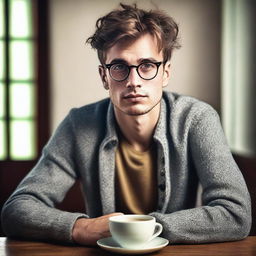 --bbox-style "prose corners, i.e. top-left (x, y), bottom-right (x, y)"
top-left (0, 0), bottom-right (49, 161)
top-left (0, 0), bottom-right (49, 237)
